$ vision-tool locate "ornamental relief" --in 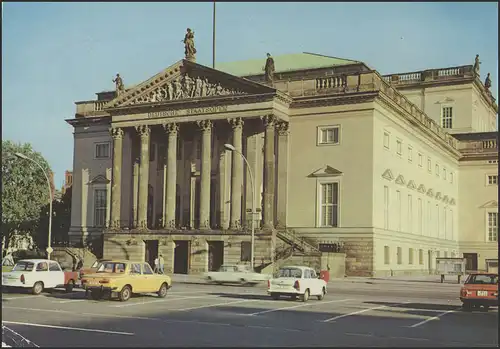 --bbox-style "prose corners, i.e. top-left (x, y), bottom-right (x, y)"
top-left (128, 74), bottom-right (247, 106)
